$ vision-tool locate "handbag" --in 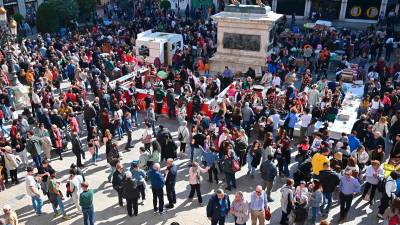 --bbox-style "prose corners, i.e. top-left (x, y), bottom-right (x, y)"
top-left (264, 206), bottom-right (271, 221)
